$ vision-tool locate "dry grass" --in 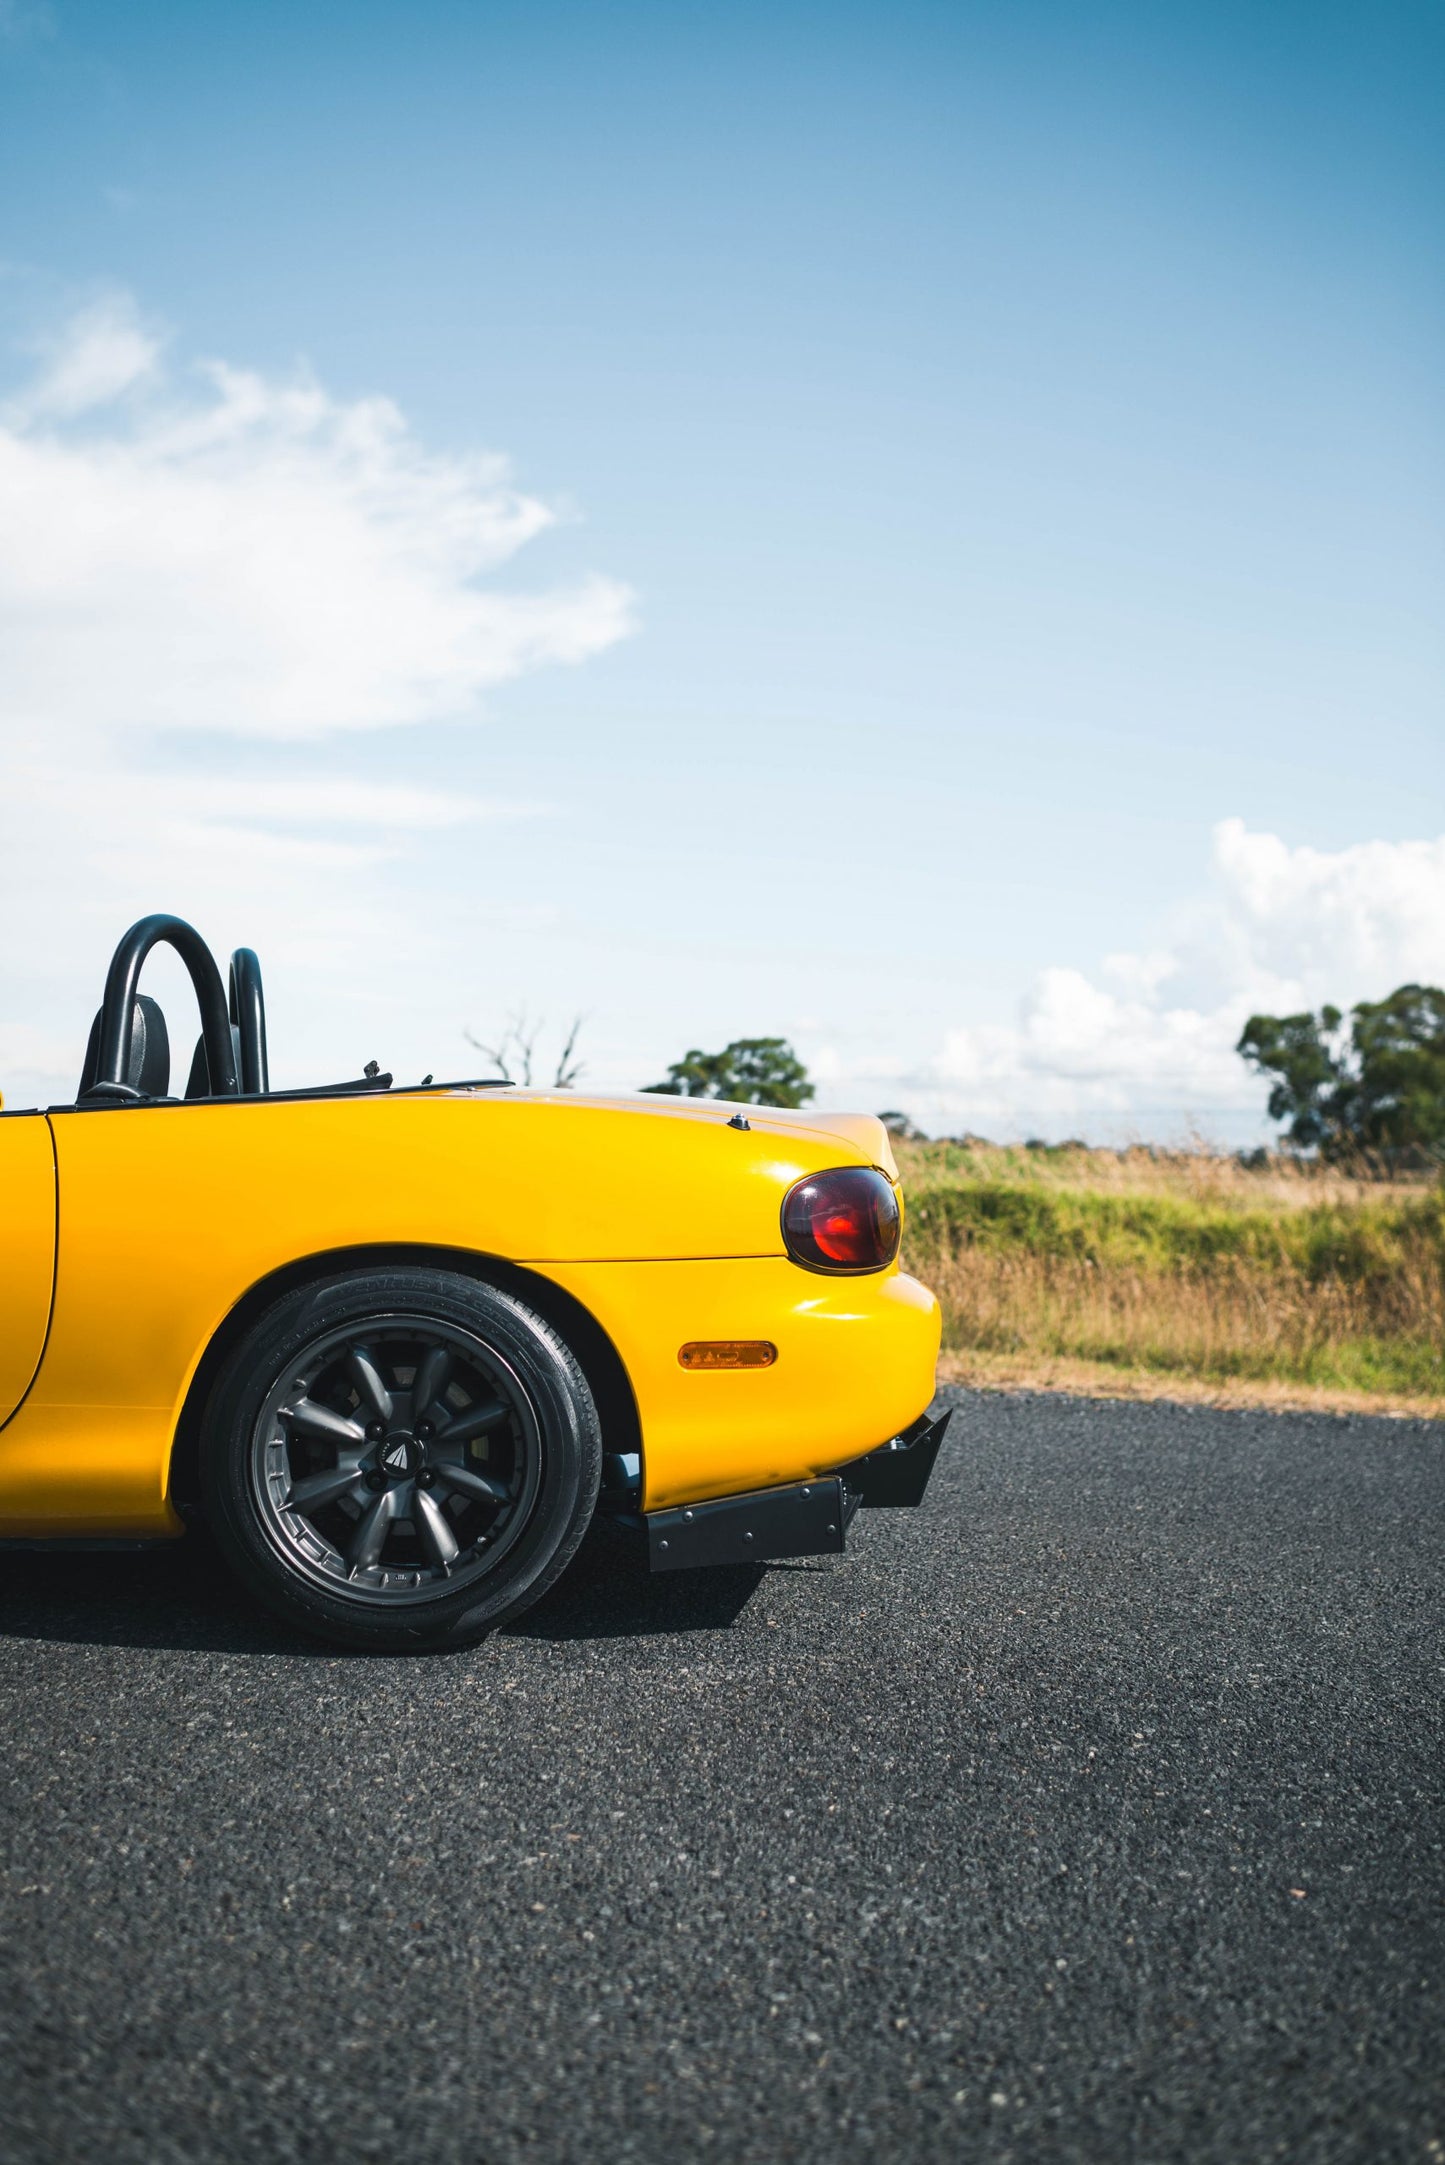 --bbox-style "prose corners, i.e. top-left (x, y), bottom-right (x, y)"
top-left (896, 1139), bottom-right (1445, 1411)
top-left (935, 1350), bottom-right (1445, 1420)
top-left (898, 1136), bottom-right (1428, 1209)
